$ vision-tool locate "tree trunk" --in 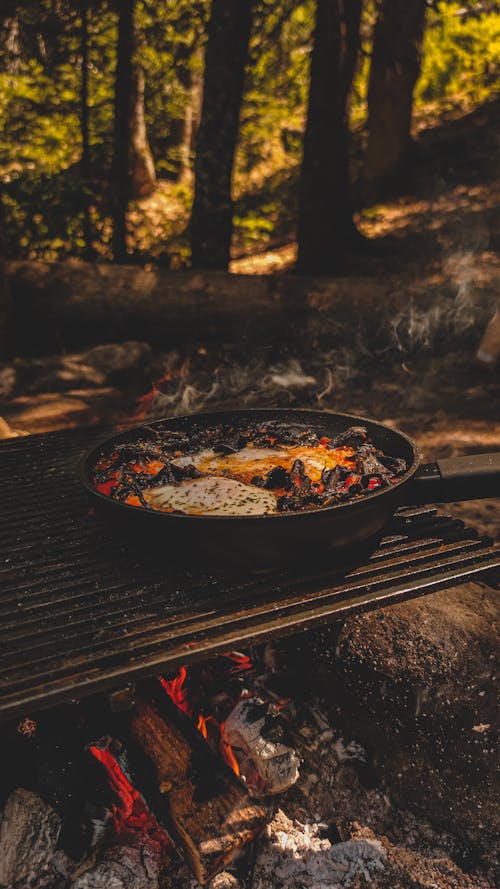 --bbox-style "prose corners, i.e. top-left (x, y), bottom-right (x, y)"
top-left (111, 0), bottom-right (135, 262)
top-left (80, 0), bottom-right (92, 256)
top-left (129, 65), bottom-right (156, 198)
top-left (365, 0), bottom-right (427, 186)
top-left (190, 0), bottom-right (254, 270)
top-left (296, 0), bottom-right (362, 276)
top-left (0, 195), bottom-right (10, 359)
top-left (179, 55), bottom-right (204, 184)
